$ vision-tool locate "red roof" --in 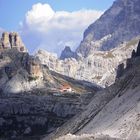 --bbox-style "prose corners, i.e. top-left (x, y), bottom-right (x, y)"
top-left (60, 84), bottom-right (71, 90)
